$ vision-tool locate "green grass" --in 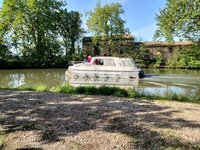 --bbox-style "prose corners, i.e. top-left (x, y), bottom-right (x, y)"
top-left (0, 83), bottom-right (199, 103)
top-left (35, 85), bottom-right (49, 92)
